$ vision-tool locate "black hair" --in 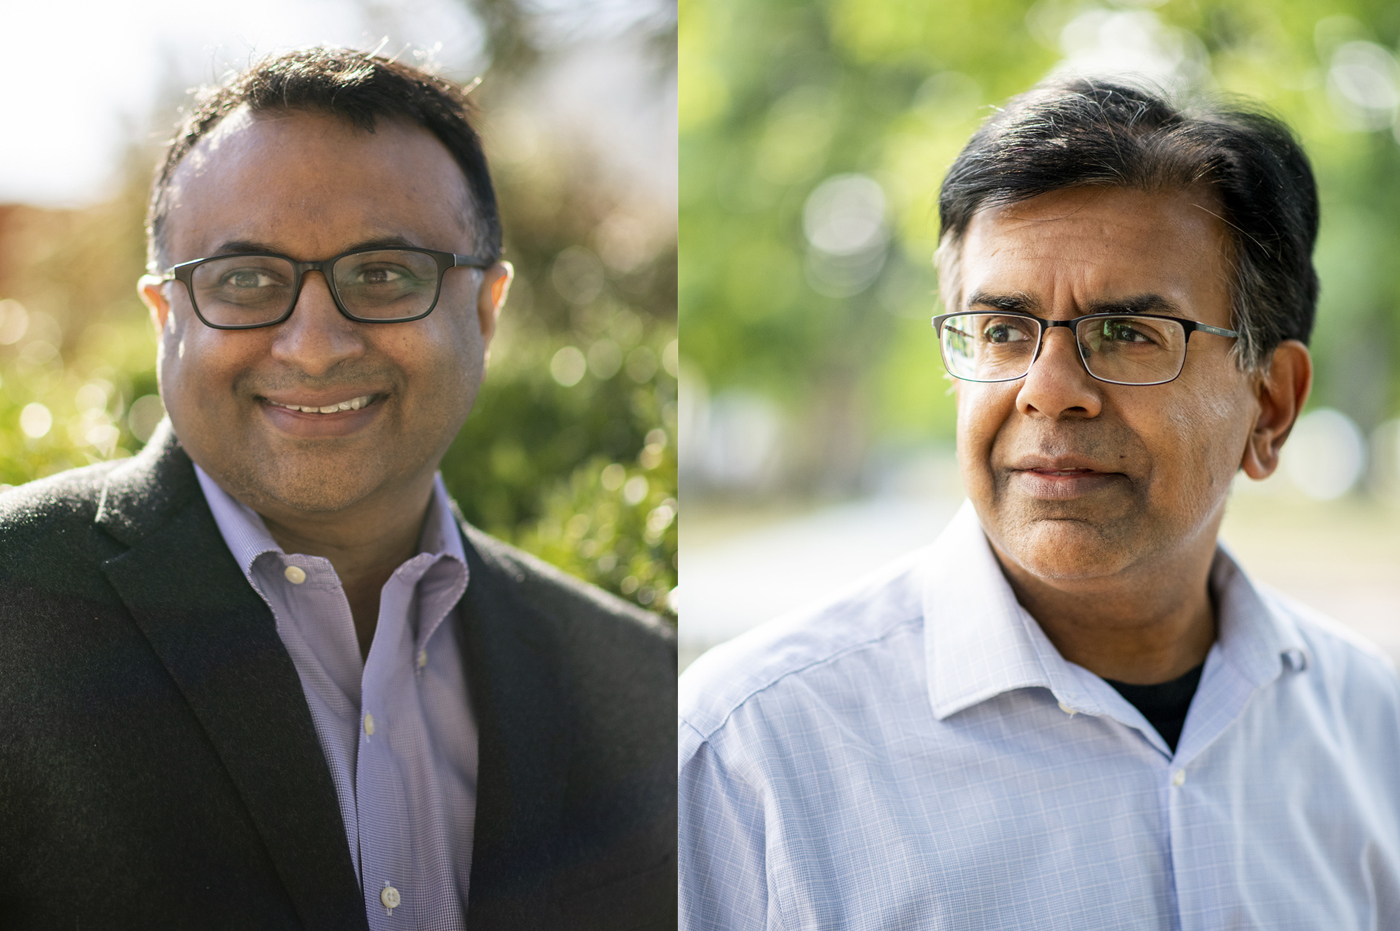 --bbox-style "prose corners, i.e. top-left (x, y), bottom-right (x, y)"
top-left (937, 77), bottom-right (1319, 367)
top-left (147, 46), bottom-right (500, 268)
